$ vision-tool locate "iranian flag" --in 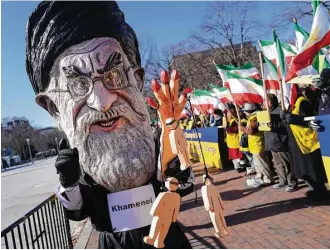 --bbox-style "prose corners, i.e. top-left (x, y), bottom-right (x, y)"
top-left (258, 39), bottom-right (297, 66)
top-left (215, 61), bottom-right (260, 87)
top-left (287, 1), bottom-right (330, 81)
top-left (190, 89), bottom-right (219, 114)
top-left (262, 55), bottom-right (280, 91)
top-left (294, 22), bottom-right (320, 76)
top-left (226, 72), bottom-right (265, 104)
top-left (209, 83), bottom-right (233, 104)
top-left (274, 29), bottom-right (298, 109)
